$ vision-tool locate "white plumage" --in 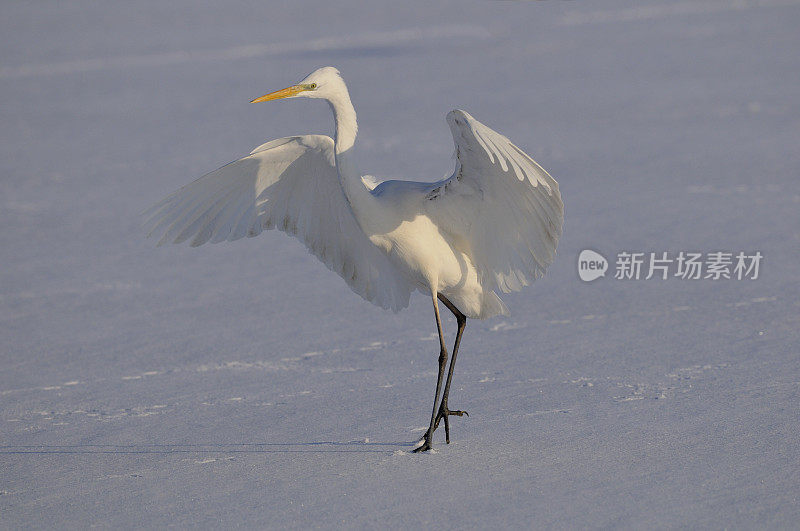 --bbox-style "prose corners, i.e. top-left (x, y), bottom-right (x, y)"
top-left (145, 135), bottom-right (412, 312)
top-left (145, 67), bottom-right (563, 451)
